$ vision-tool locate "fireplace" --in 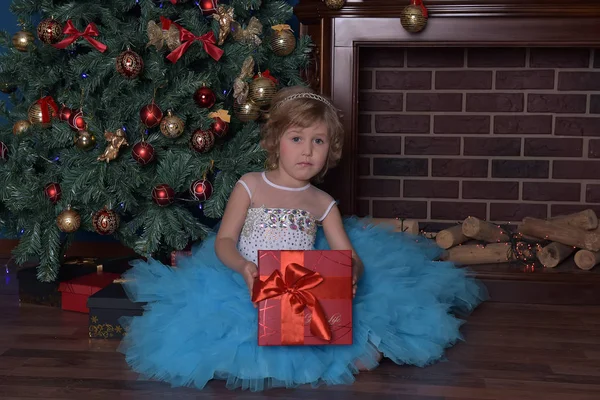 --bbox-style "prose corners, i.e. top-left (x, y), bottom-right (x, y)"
top-left (295, 0), bottom-right (600, 226)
